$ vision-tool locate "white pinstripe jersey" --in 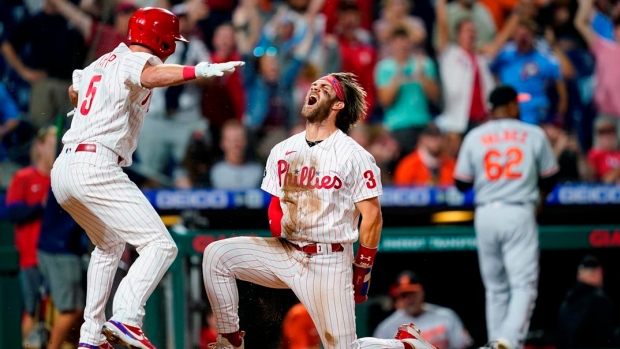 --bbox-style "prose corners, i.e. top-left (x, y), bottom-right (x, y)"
top-left (261, 129), bottom-right (383, 244)
top-left (63, 43), bottom-right (163, 166)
